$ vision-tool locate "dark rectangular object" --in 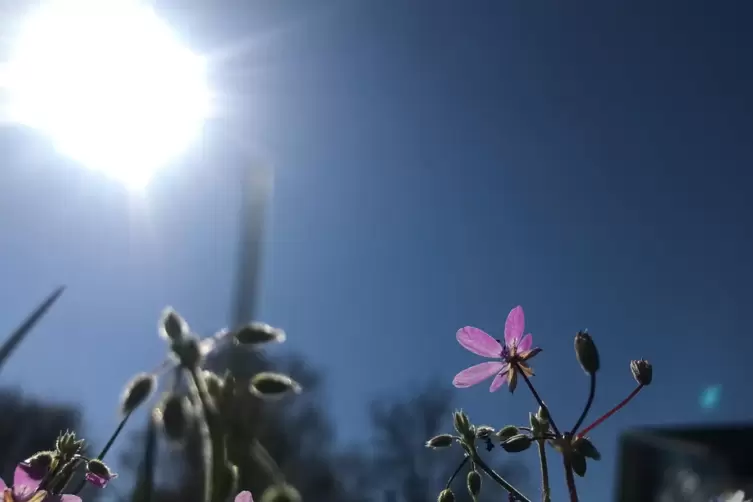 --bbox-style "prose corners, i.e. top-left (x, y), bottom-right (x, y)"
top-left (615, 423), bottom-right (753, 502)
